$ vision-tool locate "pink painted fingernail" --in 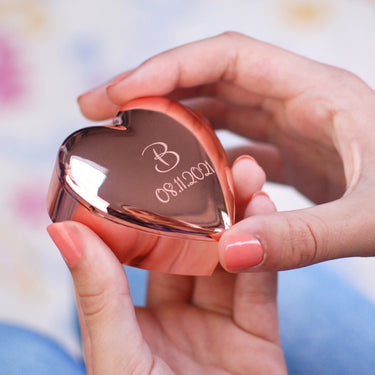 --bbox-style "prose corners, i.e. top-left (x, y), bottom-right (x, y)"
top-left (47, 222), bottom-right (83, 267)
top-left (224, 235), bottom-right (264, 271)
